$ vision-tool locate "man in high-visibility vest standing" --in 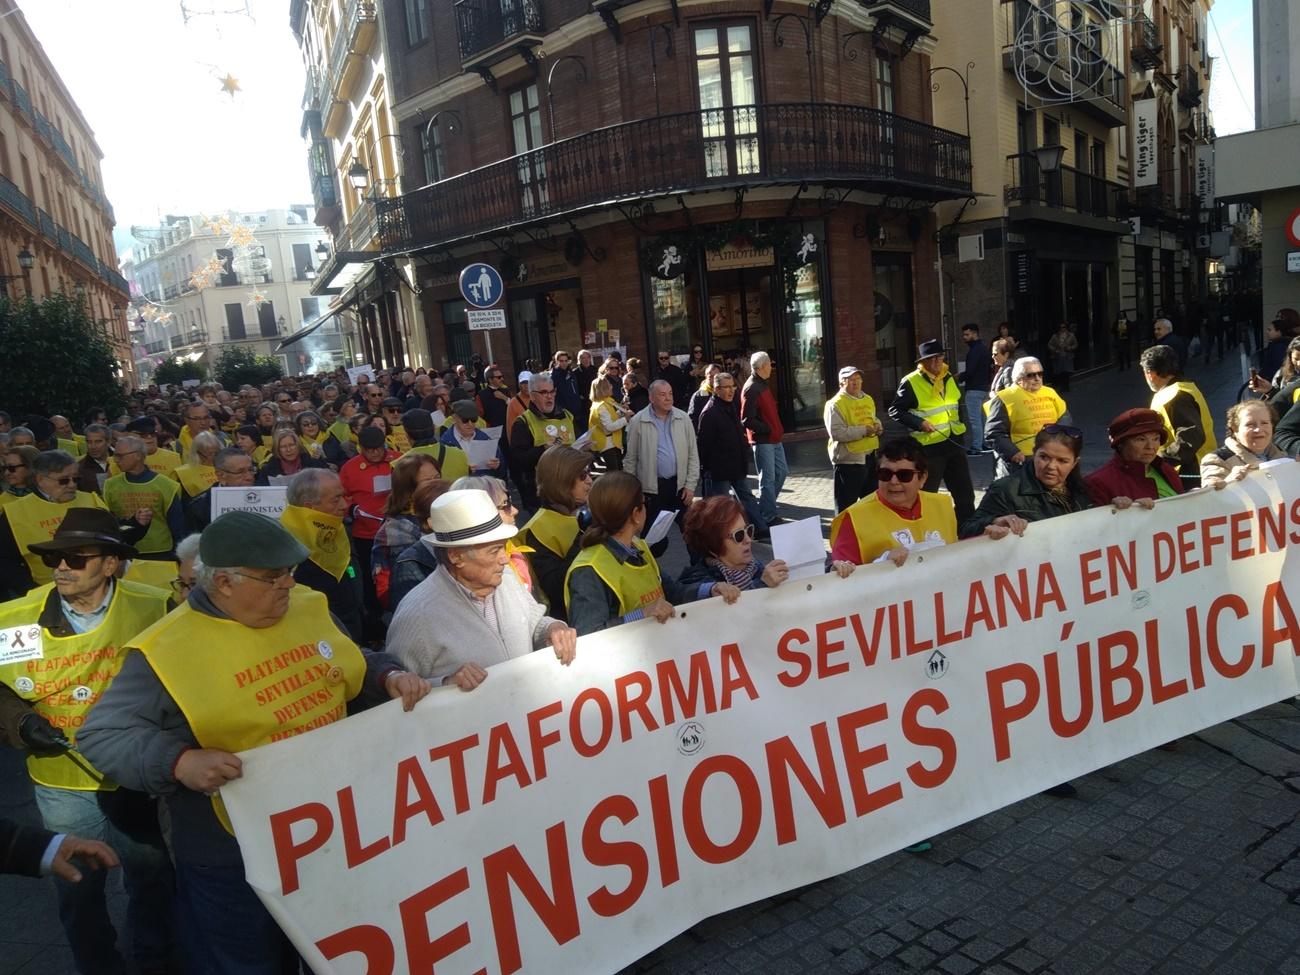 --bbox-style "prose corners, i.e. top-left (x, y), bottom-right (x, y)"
top-left (824, 365), bottom-right (884, 513)
top-left (0, 508), bottom-right (175, 974)
top-left (887, 339), bottom-right (976, 524)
